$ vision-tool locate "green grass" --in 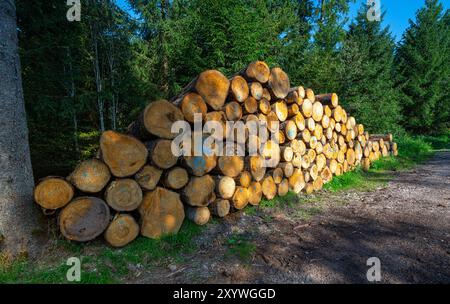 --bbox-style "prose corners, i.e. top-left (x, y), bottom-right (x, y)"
top-left (0, 221), bottom-right (203, 283)
top-left (225, 234), bottom-right (256, 262)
